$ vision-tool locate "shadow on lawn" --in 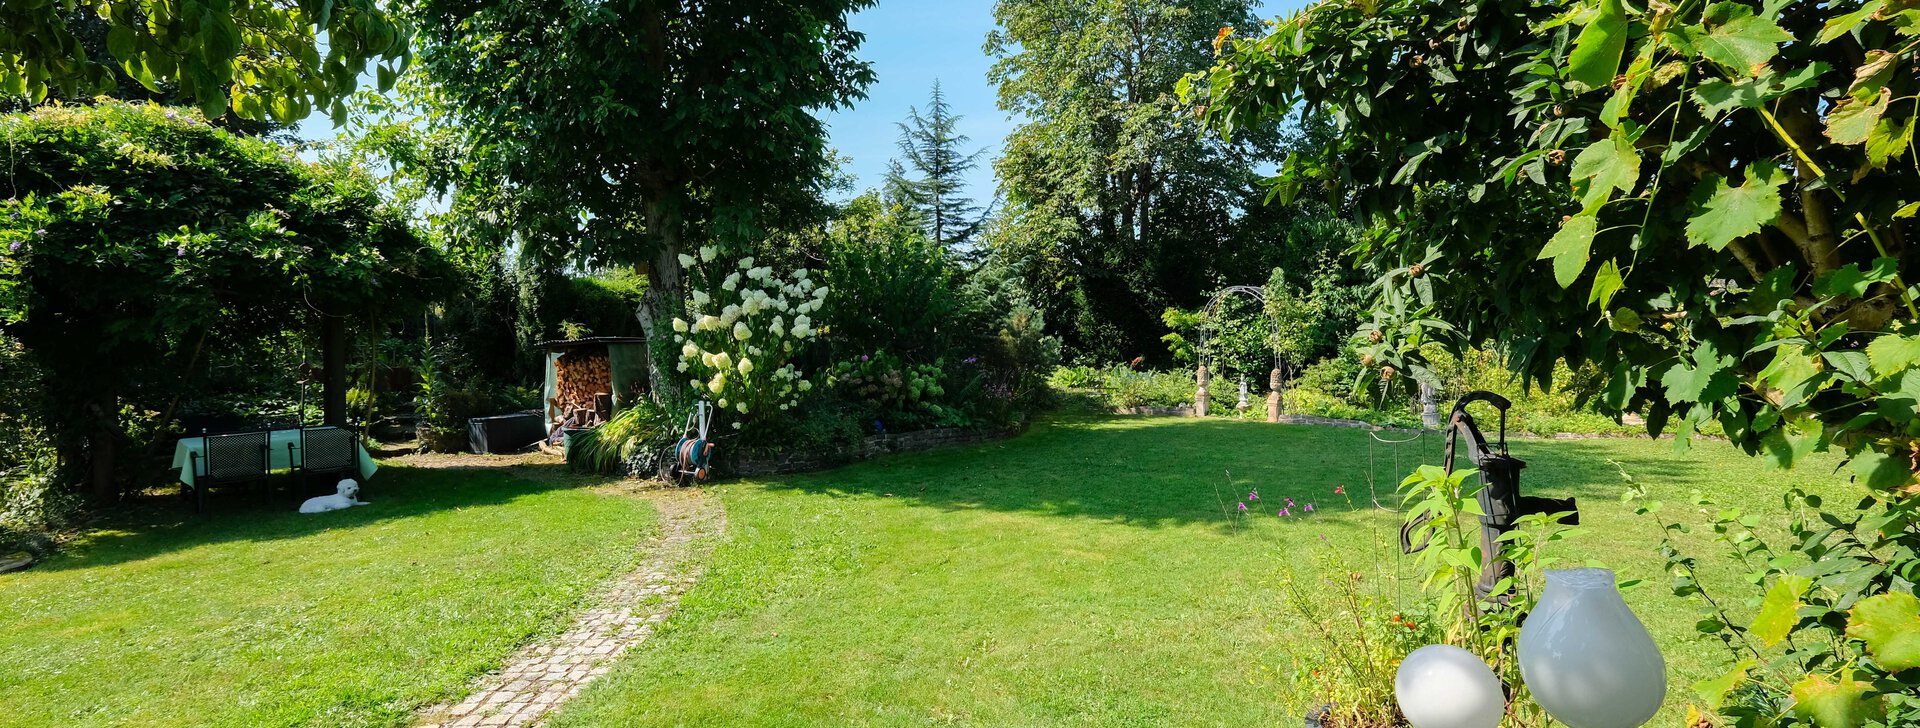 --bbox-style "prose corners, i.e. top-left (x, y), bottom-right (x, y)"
top-left (750, 414), bottom-right (1760, 530)
top-left (34, 460), bottom-right (612, 574)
